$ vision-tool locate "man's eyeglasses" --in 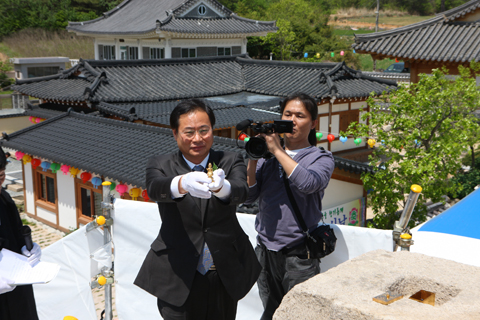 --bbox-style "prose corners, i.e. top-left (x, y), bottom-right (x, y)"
top-left (182, 127), bottom-right (211, 138)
